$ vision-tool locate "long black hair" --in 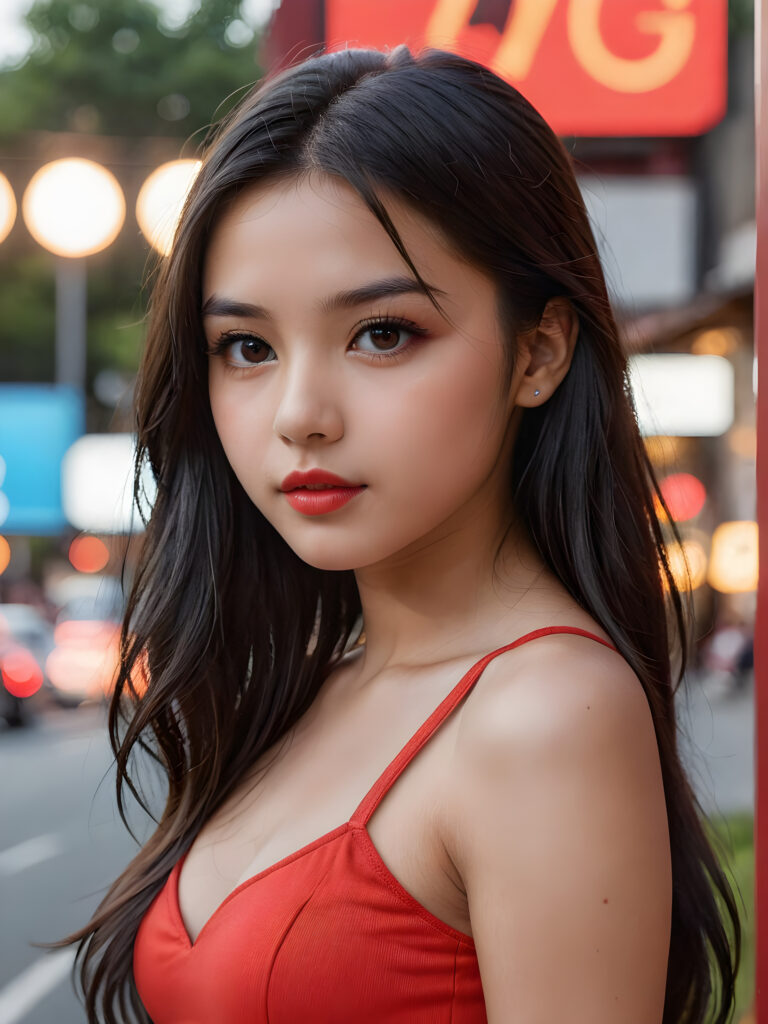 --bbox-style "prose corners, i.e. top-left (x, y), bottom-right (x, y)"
top-left (60, 45), bottom-right (740, 1023)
